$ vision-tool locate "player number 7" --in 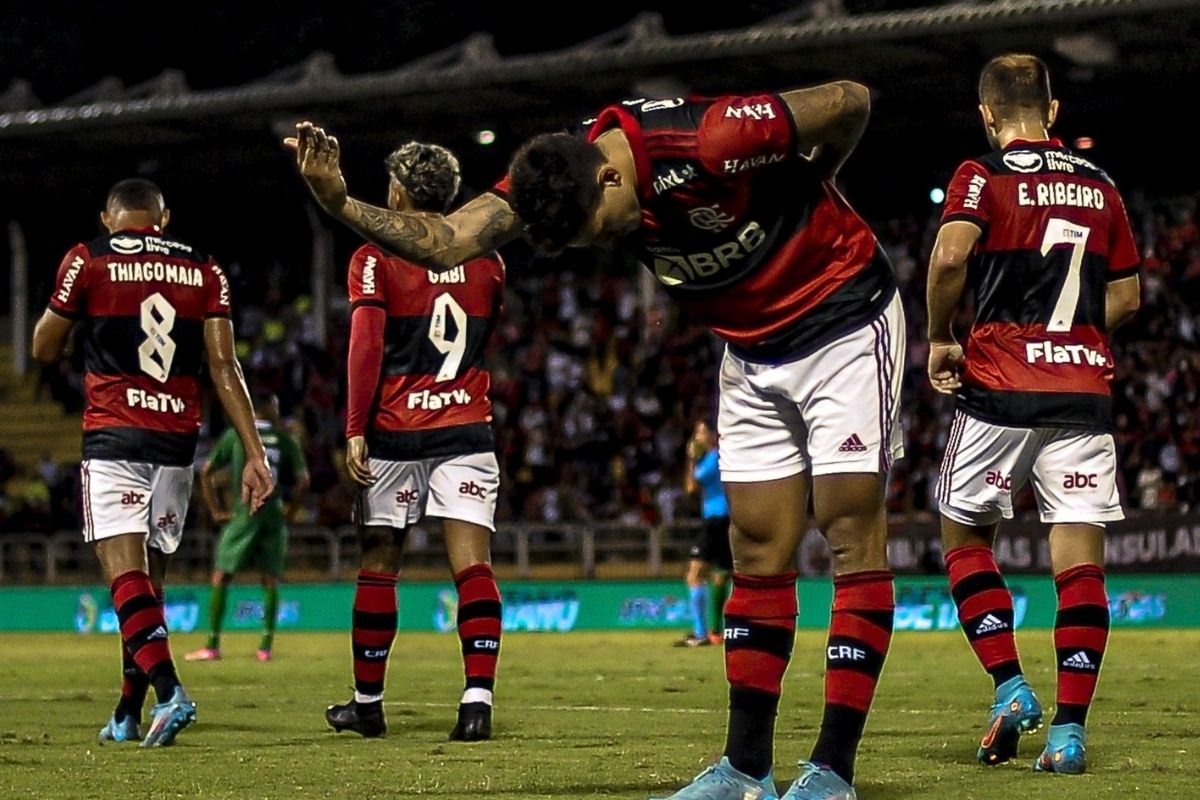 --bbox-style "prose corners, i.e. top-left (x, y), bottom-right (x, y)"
top-left (428, 292), bottom-right (468, 381)
top-left (1041, 218), bottom-right (1092, 333)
